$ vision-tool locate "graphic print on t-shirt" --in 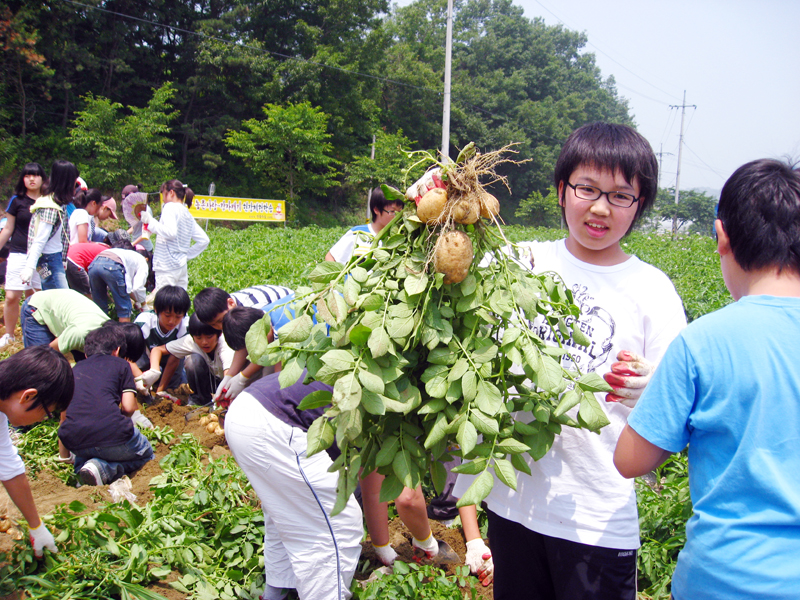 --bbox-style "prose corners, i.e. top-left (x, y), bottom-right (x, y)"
top-left (530, 283), bottom-right (616, 373)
